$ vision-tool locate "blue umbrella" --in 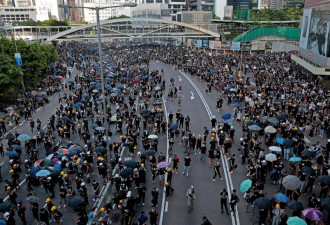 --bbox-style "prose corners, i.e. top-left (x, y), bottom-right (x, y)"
top-left (277, 113), bottom-right (288, 121)
top-left (276, 138), bottom-right (284, 145)
top-left (283, 139), bottom-right (294, 147)
top-left (91, 124), bottom-right (98, 128)
top-left (73, 103), bottom-right (82, 109)
top-left (11, 145), bottom-right (22, 150)
top-left (229, 76), bottom-right (235, 80)
top-left (73, 85), bottom-right (77, 89)
top-left (169, 124), bottom-right (179, 131)
top-left (36, 170), bottom-right (51, 177)
top-left (6, 151), bottom-right (18, 157)
top-left (105, 85), bottom-right (112, 89)
top-left (222, 113), bottom-right (231, 120)
top-left (248, 125), bottom-right (262, 131)
top-left (275, 193), bottom-right (289, 202)
top-left (68, 81), bottom-right (74, 84)
top-left (234, 104), bottom-right (241, 107)
top-left (113, 88), bottom-right (121, 93)
top-left (90, 81), bottom-right (96, 85)
top-left (53, 164), bottom-right (62, 170)
top-left (35, 94), bottom-right (41, 97)
top-left (289, 157), bottom-right (302, 162)
top-left (268, 118), bottom-right (279, 124)
top-left (229, 84), bottom-right (235, 88)
top-left (18, 134), bottom-right (31, 142)
top-left (17, 104), bottom-right (25, 108)
top-left (56, 154), bottom-right (66, 159)
top-left (117, 86), bottom-right (124, 90)
top-left (224, 86), bottom-right (230, 90)
top-left (155, 86), bottom-right (161, 90)
top-left (232, 98), bottom-right (239, 102)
